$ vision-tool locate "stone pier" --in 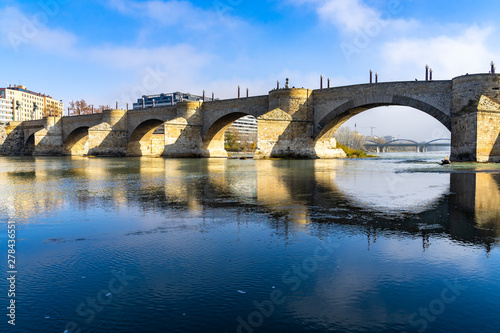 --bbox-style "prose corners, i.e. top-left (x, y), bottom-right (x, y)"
top-left (451, 75), bottom-right (500, 162)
